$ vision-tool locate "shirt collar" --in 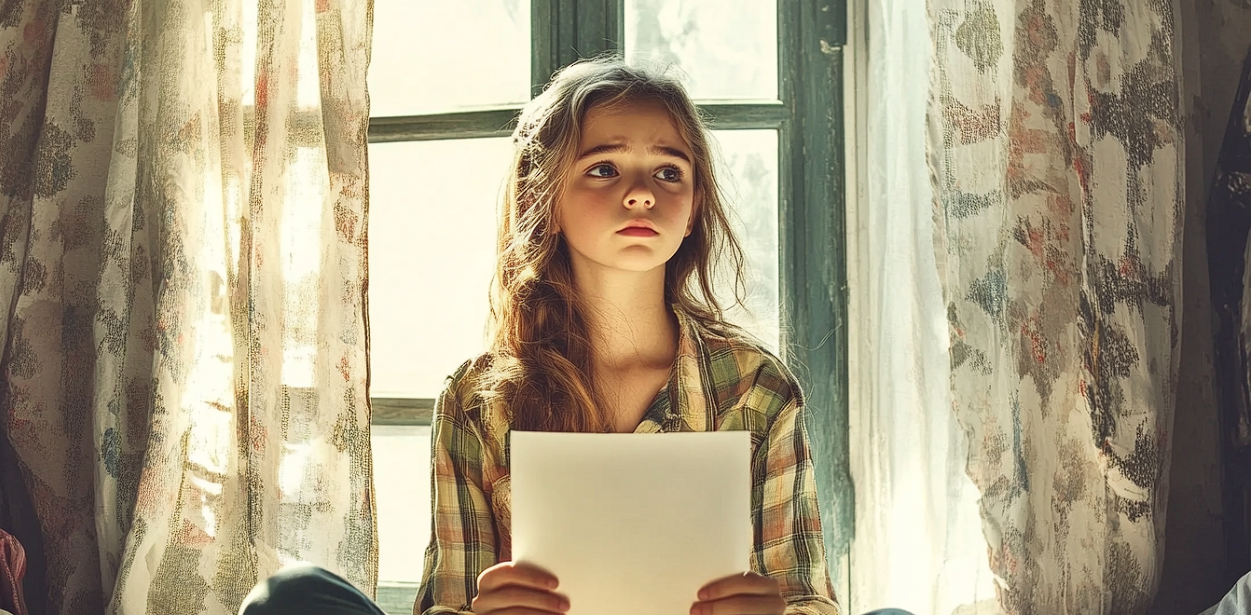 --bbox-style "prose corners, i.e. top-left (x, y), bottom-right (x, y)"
top-left (634, 305), bottom-right (713, 433)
